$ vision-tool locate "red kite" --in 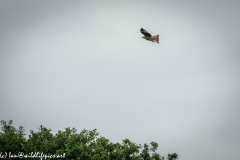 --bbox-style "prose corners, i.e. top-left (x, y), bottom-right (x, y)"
top-left (140, 28), bottom-right (159, 44)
